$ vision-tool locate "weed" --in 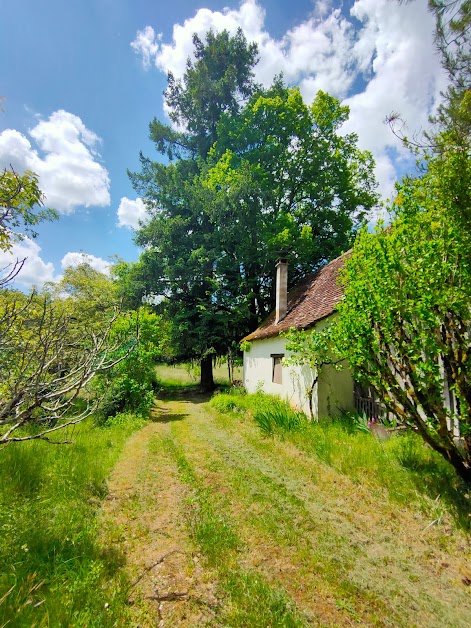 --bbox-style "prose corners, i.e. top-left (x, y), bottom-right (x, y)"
top-left (209, 394), bottom-right (242, 414)
top-left (254, 402), bottom-right (306, 435)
